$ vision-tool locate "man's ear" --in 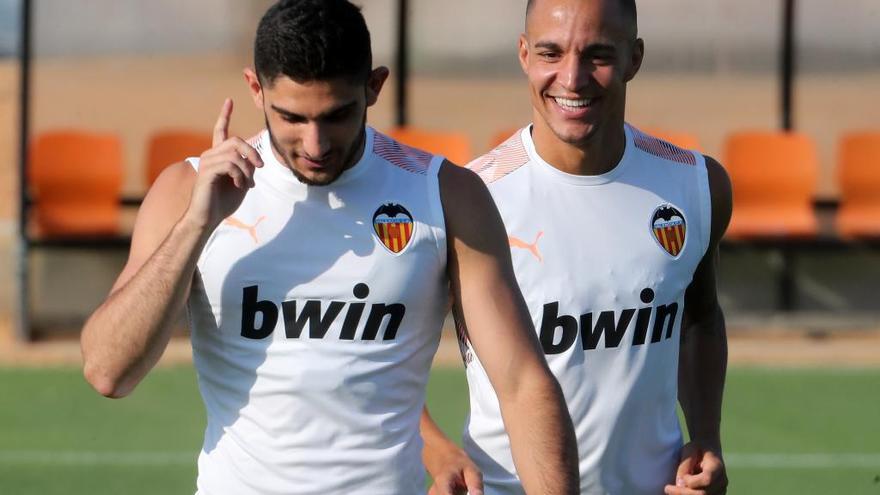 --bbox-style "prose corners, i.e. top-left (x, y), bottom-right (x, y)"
top-left (518, 33), bottom-right (530, 75)
top-left (366, 66), bottom-right (390, 107)
top-left (624, 38), bottom-right (644, 82)
top-left (243, 68), bottom-right (265, 108)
